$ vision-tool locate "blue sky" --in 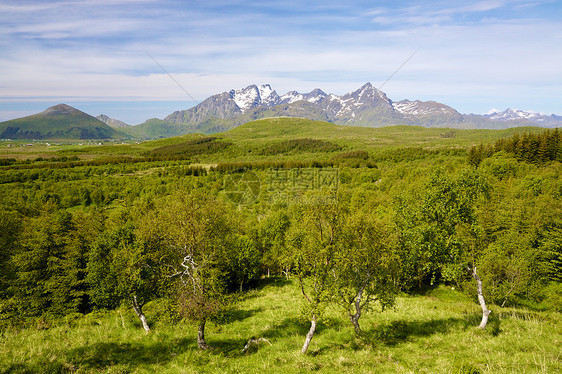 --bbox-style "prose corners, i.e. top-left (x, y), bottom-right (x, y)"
top-left (0, 0), bottom-right (561, 124)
